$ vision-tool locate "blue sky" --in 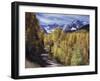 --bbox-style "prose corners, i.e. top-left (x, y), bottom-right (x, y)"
top-left (36, 13), bottom-right (89, 26)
